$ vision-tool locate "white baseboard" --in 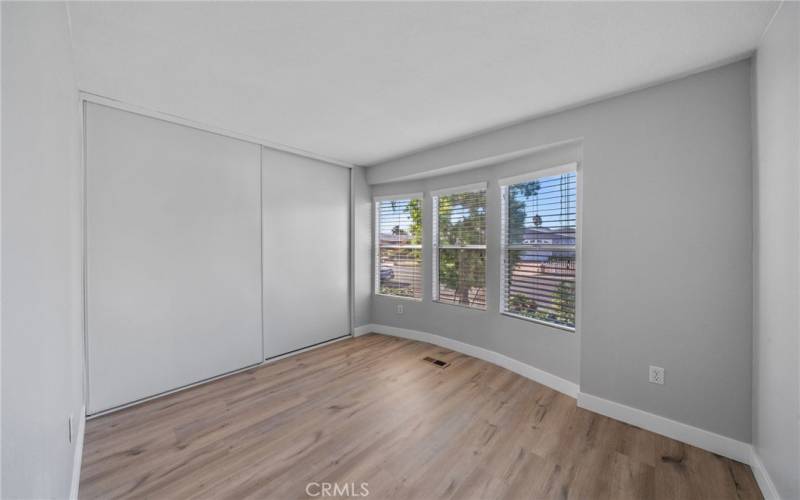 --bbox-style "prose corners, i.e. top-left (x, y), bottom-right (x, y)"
top-left (353, 324), bottom-right (375, 337)
top-left (357, 323), bottom-right (776, 498)
top-left (749, 448), bottom-right (781, 500)
top-left (71, 322), bottom-right (776, 499)
top-left (577, 392), bottom-right (751, 464)
top-left (69, 405), bottom-right (86, 500)
top-left (358, 323), bottom-right (579, 398)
